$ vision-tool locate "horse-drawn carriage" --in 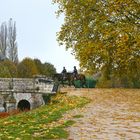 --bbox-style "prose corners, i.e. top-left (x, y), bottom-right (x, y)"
top-left (53, 72), bottom-right (86, 88)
